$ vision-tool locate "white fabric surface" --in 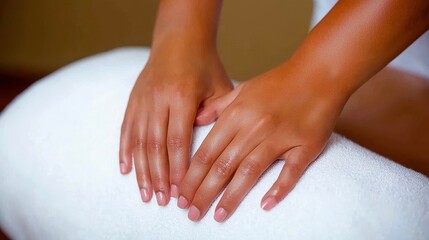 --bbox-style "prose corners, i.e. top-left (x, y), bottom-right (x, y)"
top-left (0, 47), bottom-right (428, 240)
top-left (311, 0), bottom-right (429, 78)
